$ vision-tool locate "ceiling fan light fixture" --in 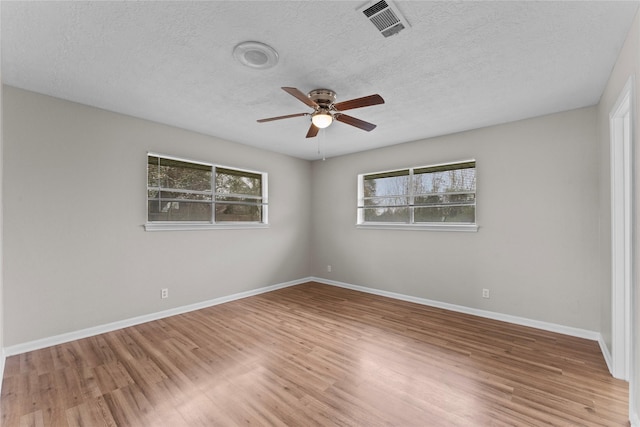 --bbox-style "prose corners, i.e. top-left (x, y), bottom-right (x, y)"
top-left (312, 111), bottom-right (333, 128)
top-left (257, 87), bottom-right (384, 138)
